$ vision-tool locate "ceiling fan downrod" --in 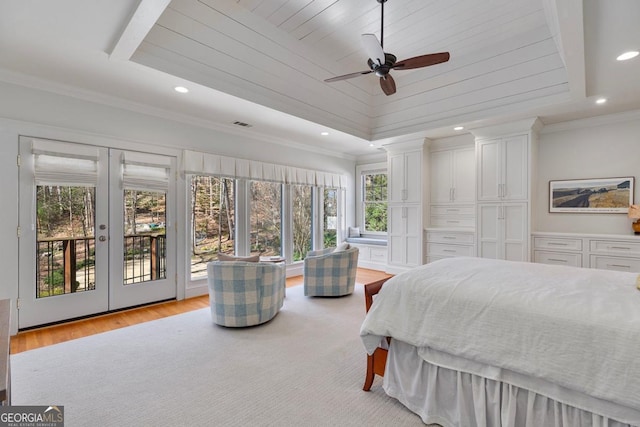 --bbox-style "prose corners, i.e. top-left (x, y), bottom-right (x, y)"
top-left (378, 0), bottom-right (387, 52)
